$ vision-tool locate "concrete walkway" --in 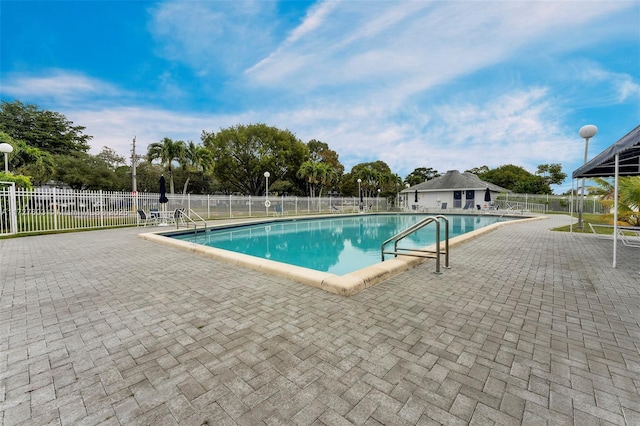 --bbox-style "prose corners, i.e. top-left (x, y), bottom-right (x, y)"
top-left (0, 215), bottom-right (638, 425)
